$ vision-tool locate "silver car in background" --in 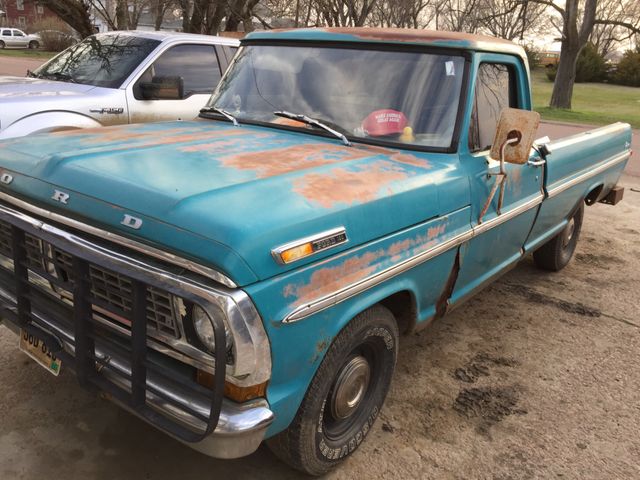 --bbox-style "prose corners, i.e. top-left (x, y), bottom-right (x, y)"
top-left (0, 30), bottom-right (239, 139)
top-left (0, 28), bottom-right (40, 49)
